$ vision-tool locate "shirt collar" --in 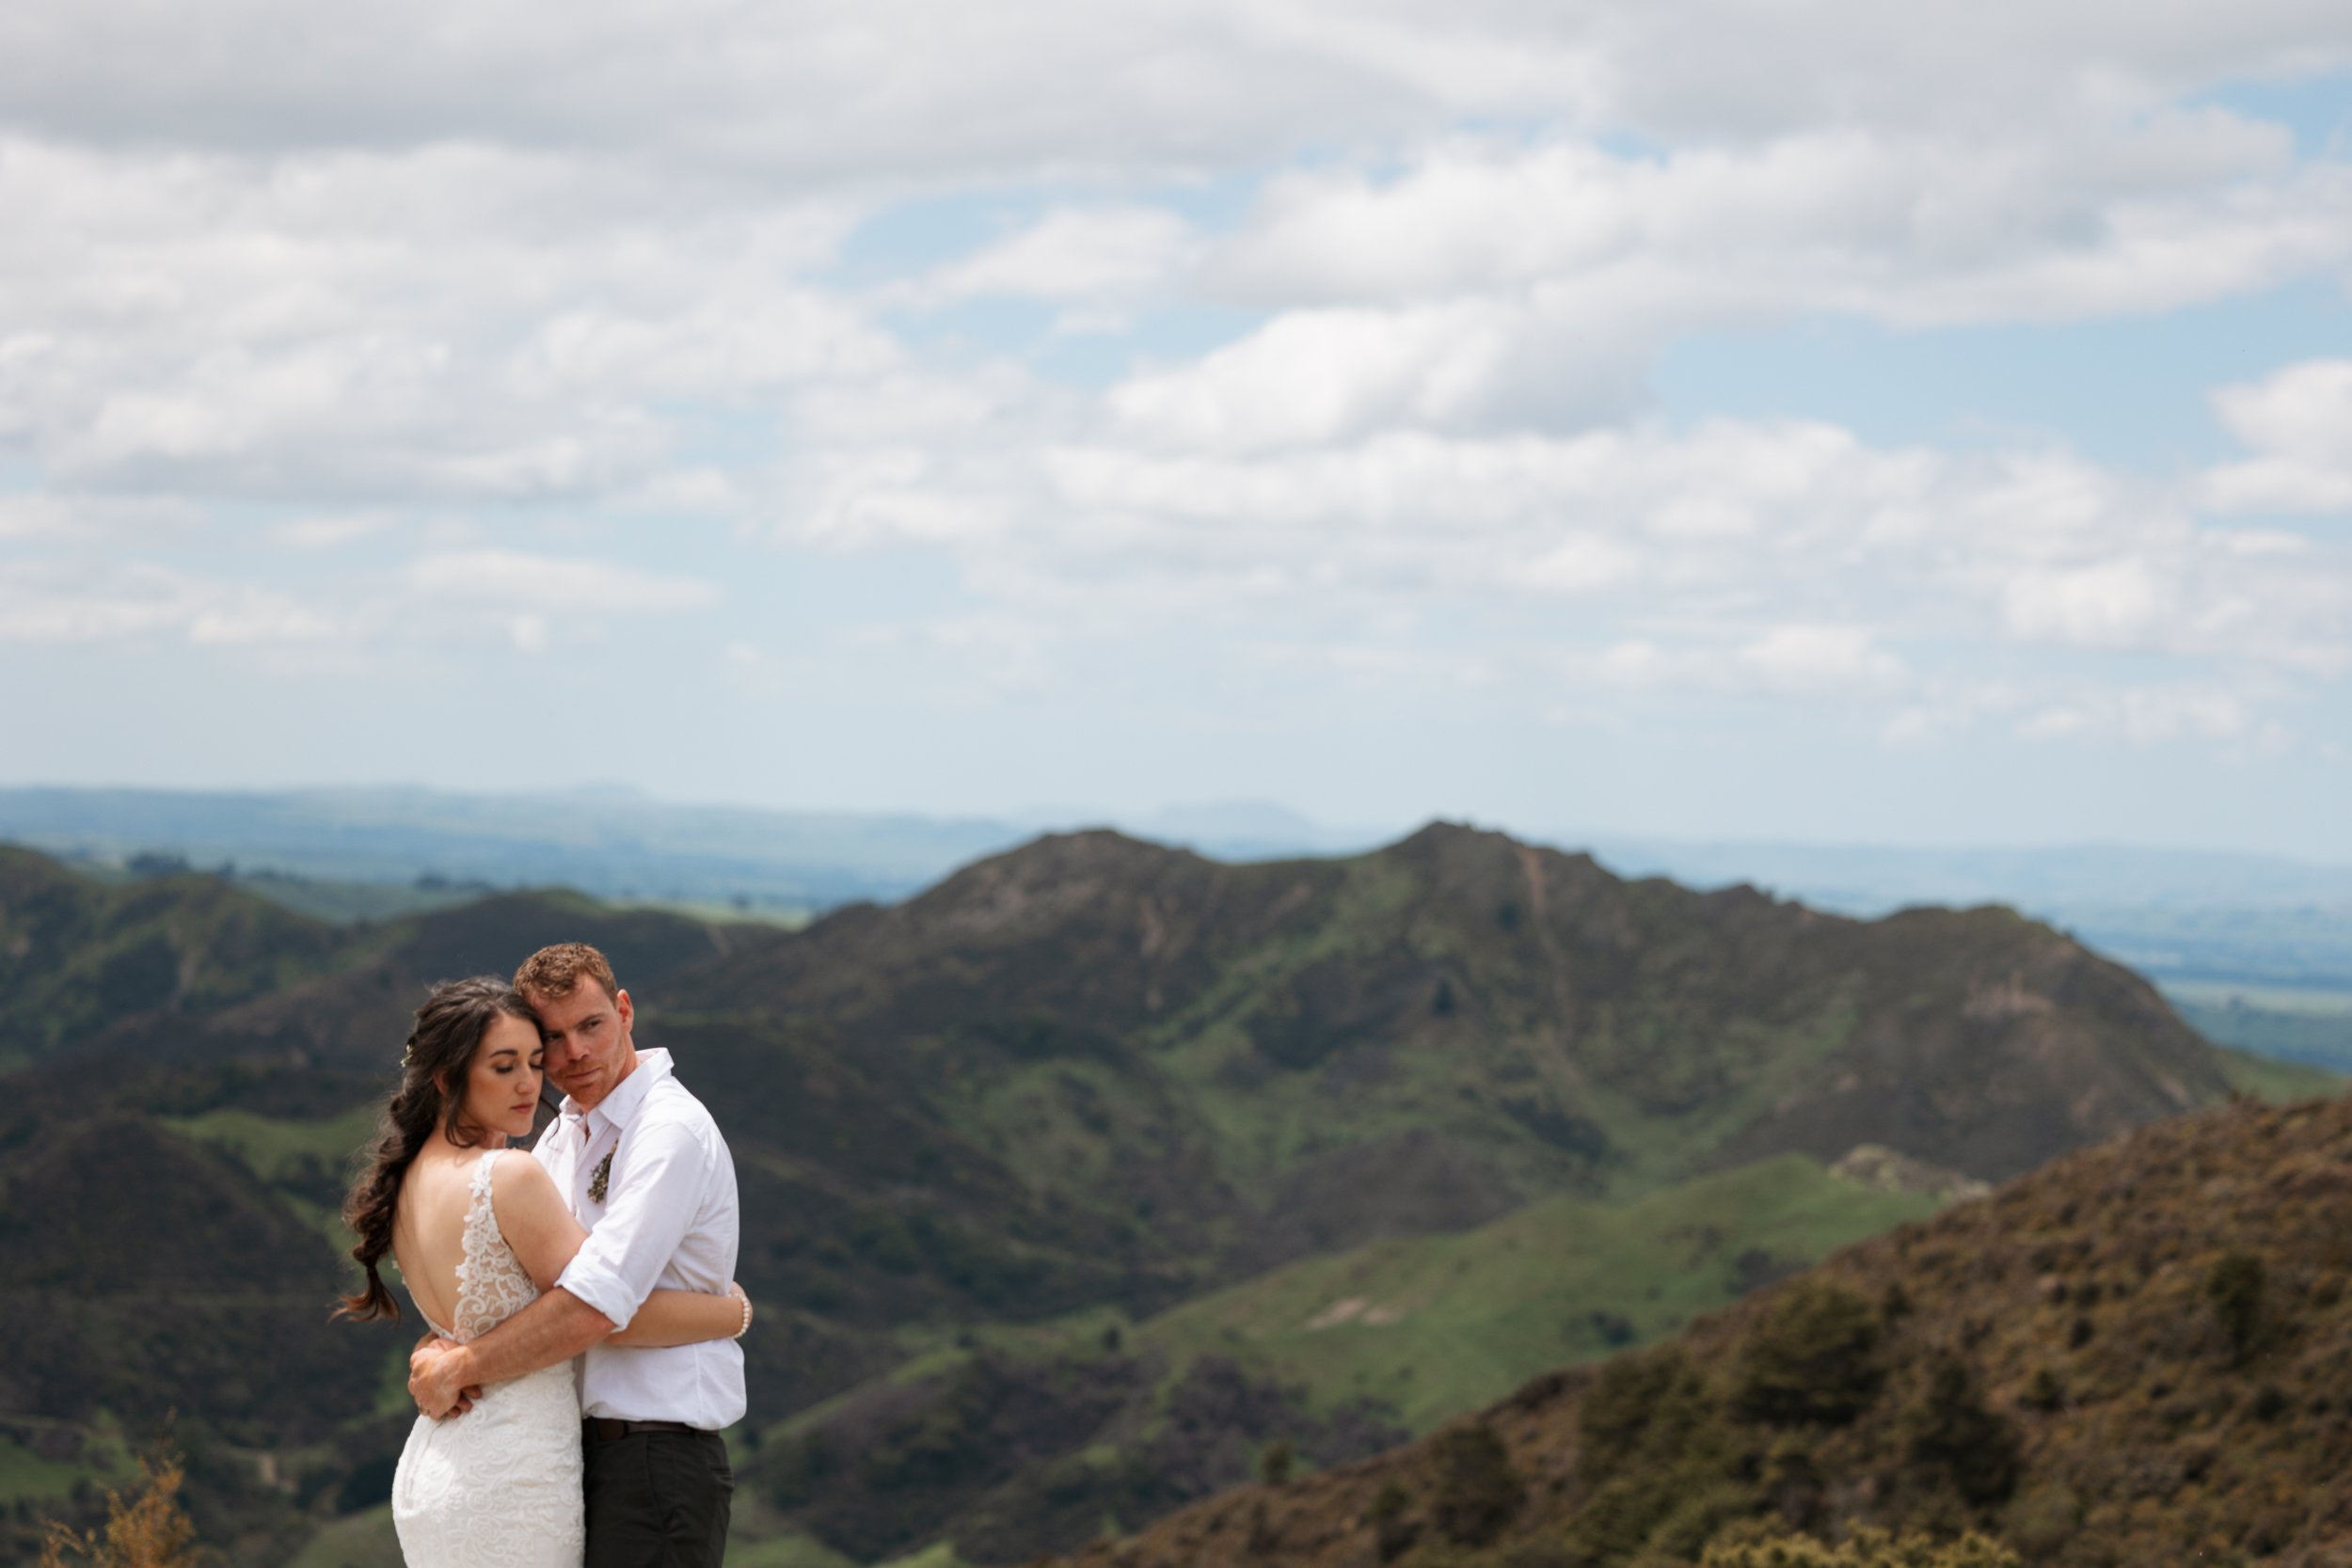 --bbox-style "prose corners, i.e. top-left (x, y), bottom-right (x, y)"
top-left (566, 1047), bottom-right (674, 1137)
